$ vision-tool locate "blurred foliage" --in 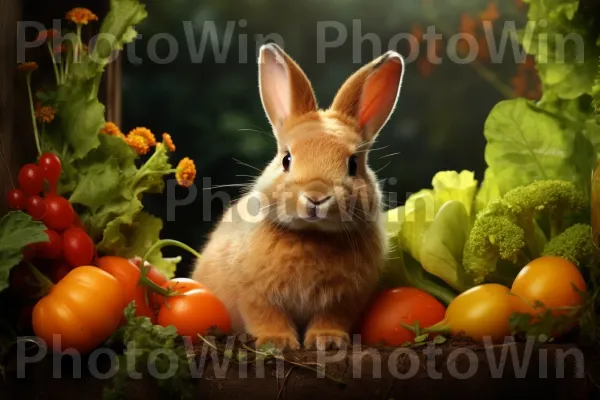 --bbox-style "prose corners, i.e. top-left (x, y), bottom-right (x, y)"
top-left (121, 0), bottom-right (534, 276)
